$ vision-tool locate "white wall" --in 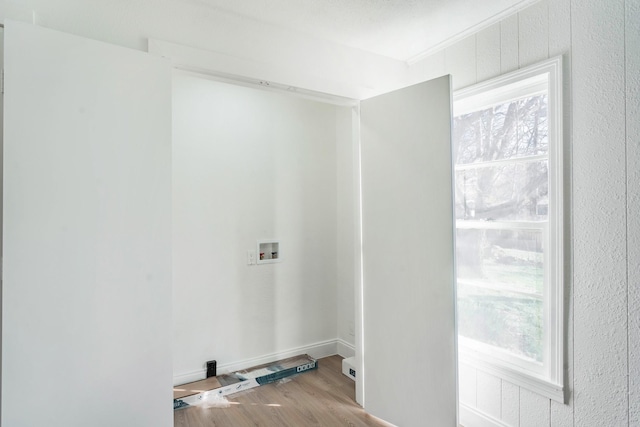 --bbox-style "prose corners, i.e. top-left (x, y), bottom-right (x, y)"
top-left (0, 27), bottom-right (4, 416)
top-left (360, 76), bottom-right (456, 427)
top-left (0, 0), bottom-right (408, 99)
top-left (3, 22), bottom-right (173, 426)
top-left (172, 73), bottom-right (346, 382)
top-left (404, 0), bottom-right (639, 425)
top-left (336, 107), bottom-right (357, 355)
top-left (0, 0), bottom-right (361, 386)
top-left (628, 1), bottom-right (640, 425)
top-left (2, 0), bottom-right (638, 424)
